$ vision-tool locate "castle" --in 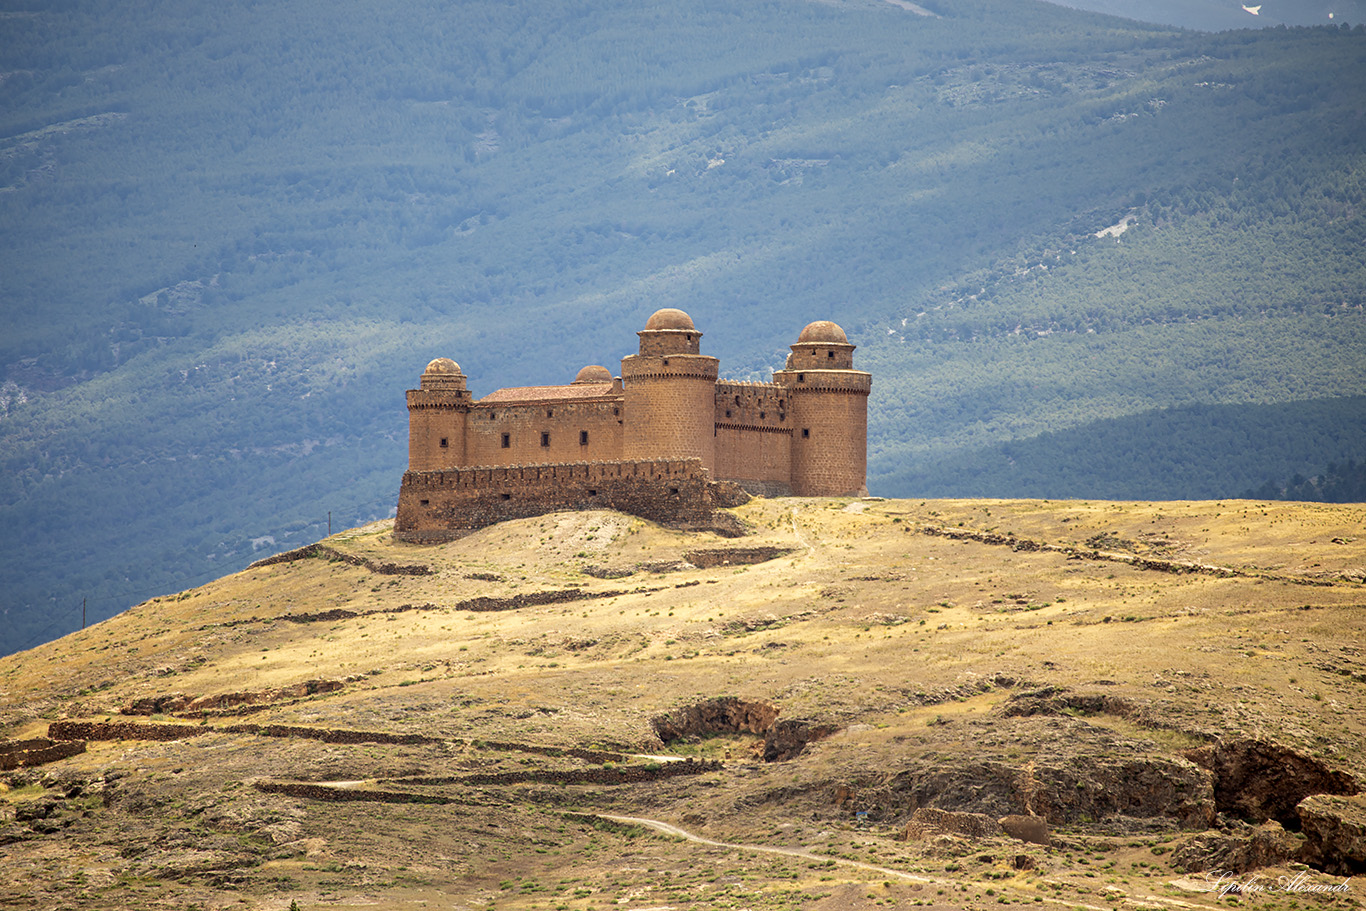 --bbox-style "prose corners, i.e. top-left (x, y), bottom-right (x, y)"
top-left (394, 309), bottom-right (870, 542)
